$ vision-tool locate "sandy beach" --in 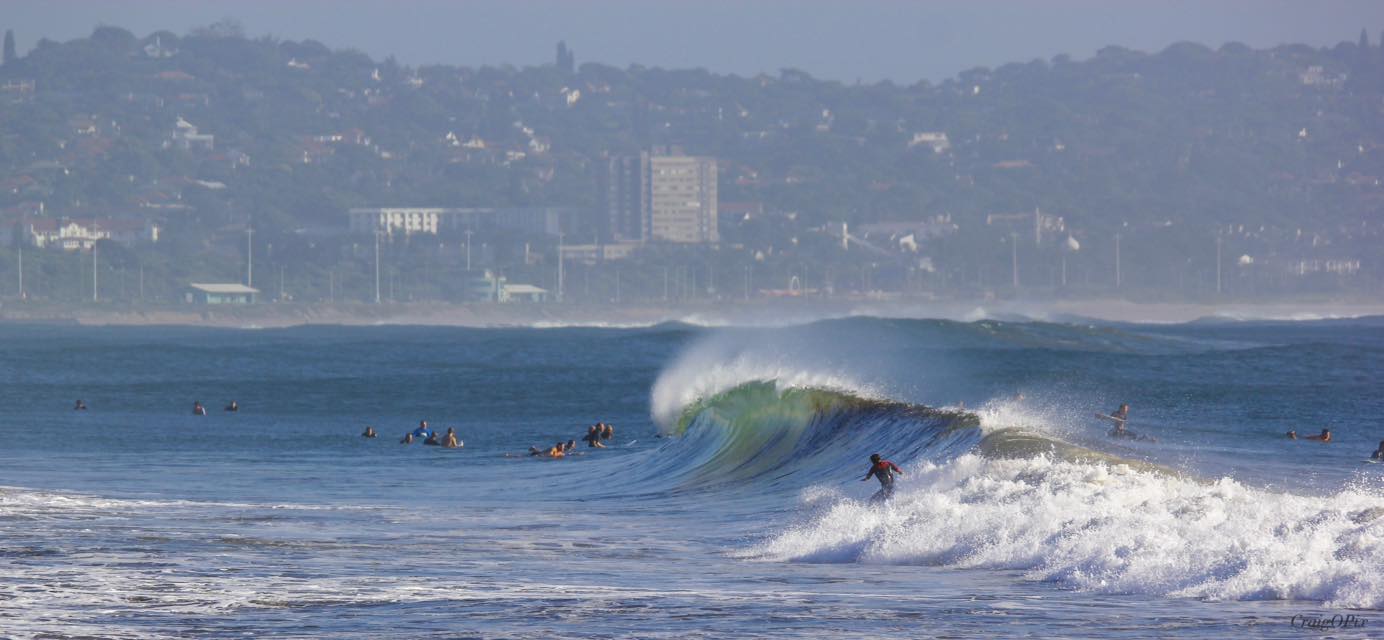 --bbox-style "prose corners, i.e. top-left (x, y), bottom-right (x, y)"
top-left (2, 297), bottom-right (1380, 329)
